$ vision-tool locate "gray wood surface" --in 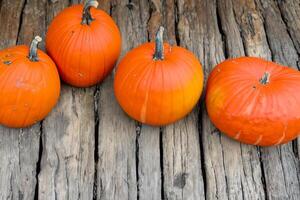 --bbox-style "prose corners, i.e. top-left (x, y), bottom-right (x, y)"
top-left (0, 0), bottom-right (299, 200)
